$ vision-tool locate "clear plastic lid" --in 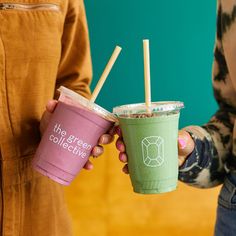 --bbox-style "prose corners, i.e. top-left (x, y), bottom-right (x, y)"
top-left (58, 86), bottom-right (117, 122)
top-left (113, 101), bottom-right (184, 117)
